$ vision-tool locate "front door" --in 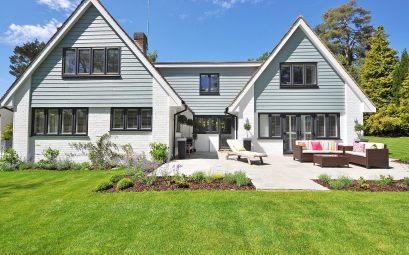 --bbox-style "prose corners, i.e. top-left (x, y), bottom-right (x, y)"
top-left (219, 116), bottom-right (235, 150)
top-left (283, 114), bottom-right (314, 153)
